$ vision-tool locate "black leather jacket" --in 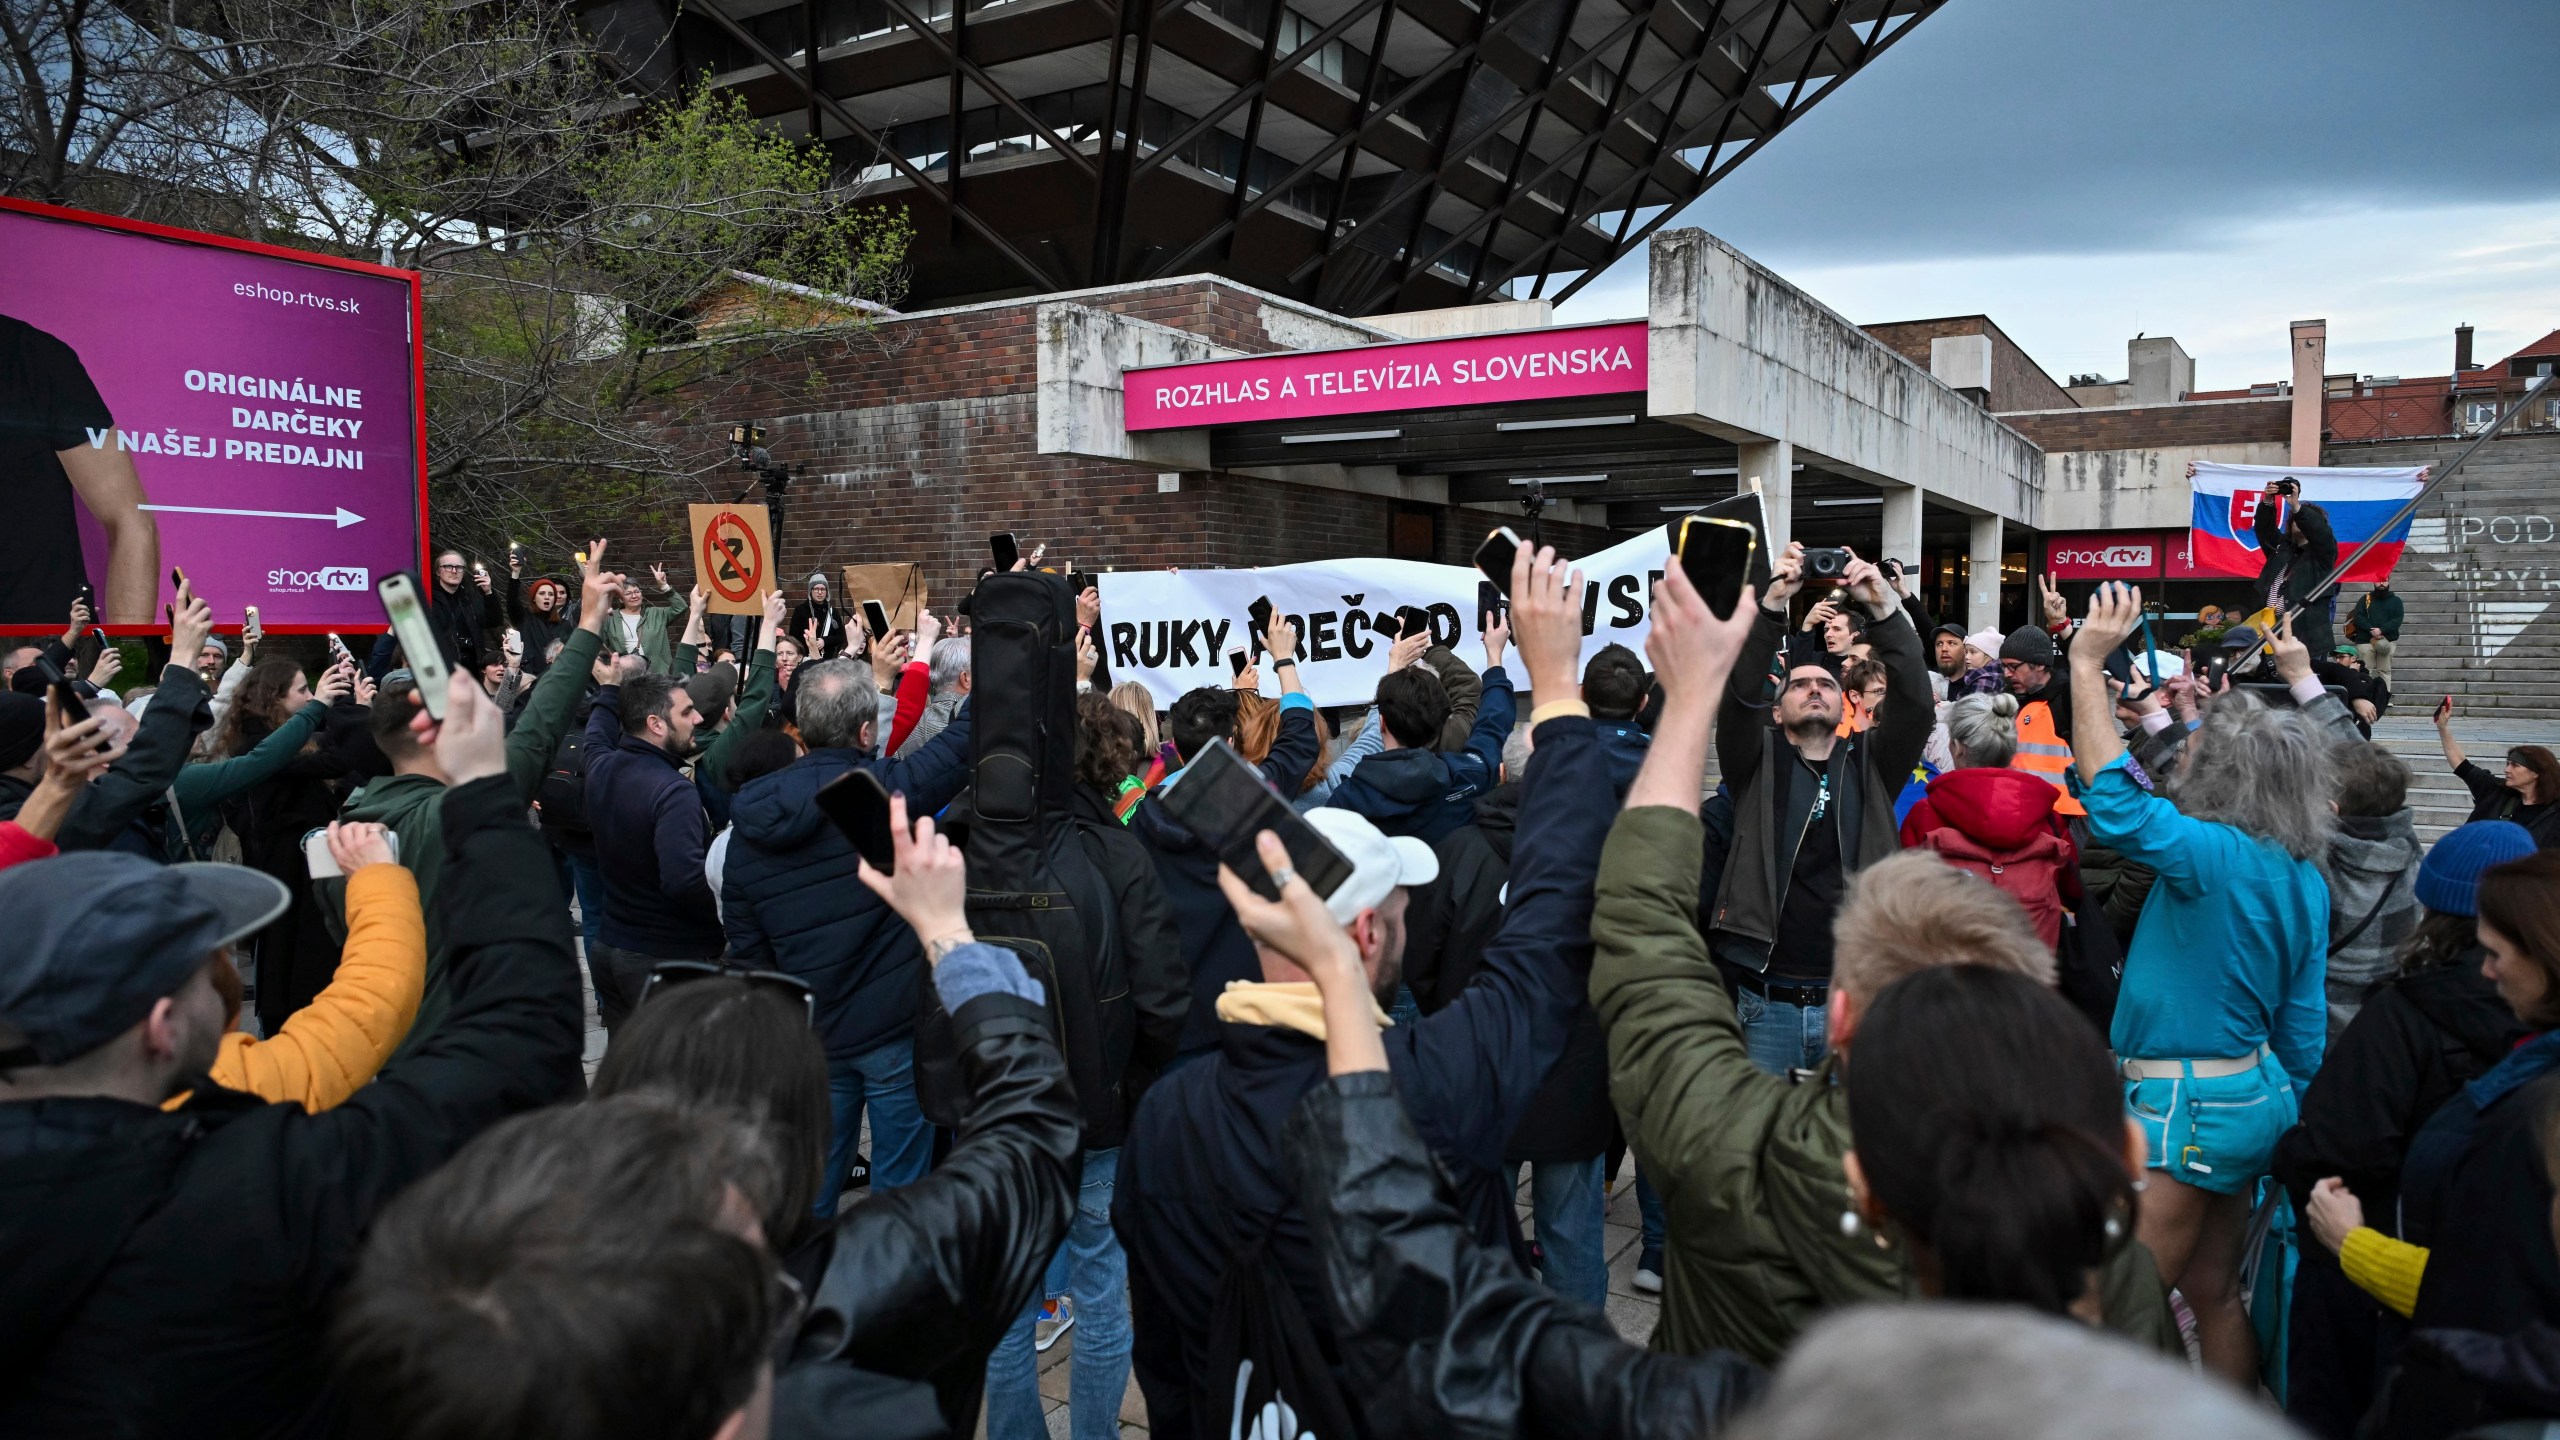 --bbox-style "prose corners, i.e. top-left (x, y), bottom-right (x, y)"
top-left (1284, 1071), bottom-right (1765, 1440)
top-left (774, 983), bottom-right (1081, 1440)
